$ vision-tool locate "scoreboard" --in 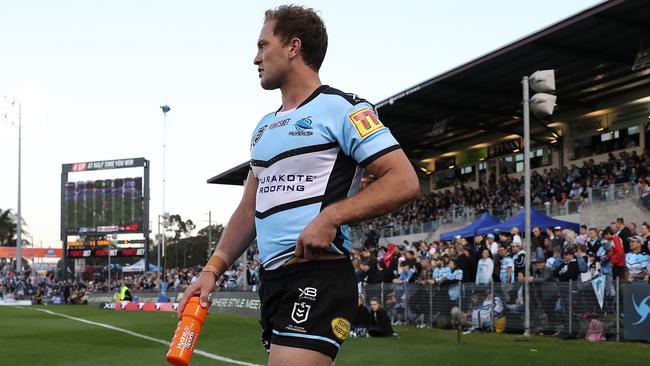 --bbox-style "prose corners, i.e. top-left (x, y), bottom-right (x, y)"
top-left (63, 177), bottom-right (143, 235)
